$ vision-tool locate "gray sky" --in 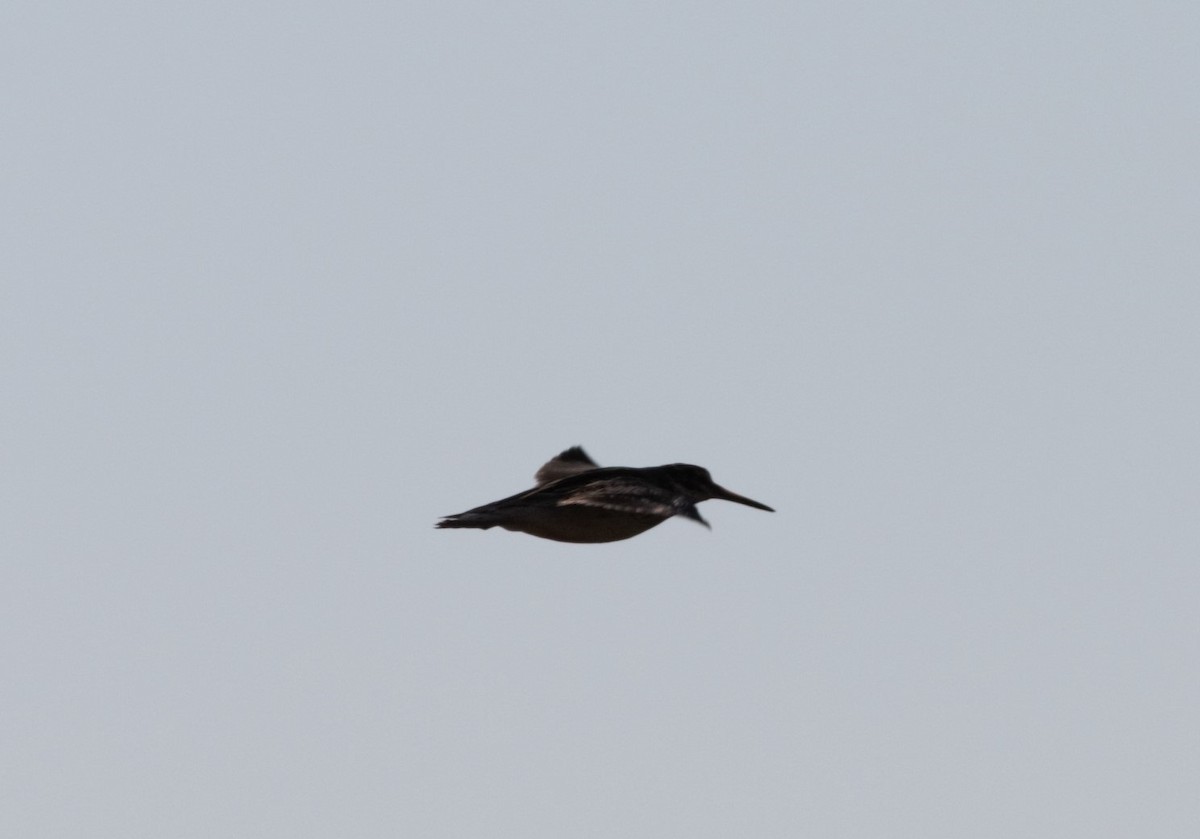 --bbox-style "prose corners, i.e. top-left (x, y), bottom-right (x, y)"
top-left (4, 2), bottom-right (1198, 836)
